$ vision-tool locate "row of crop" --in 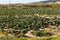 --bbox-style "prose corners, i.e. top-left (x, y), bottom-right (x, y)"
top-left (0, 15), bottom-right (60, 37)
top-left (0, 7), bottom-right (60, 15)
top-left (0, 15), bottom-right (60, 29)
